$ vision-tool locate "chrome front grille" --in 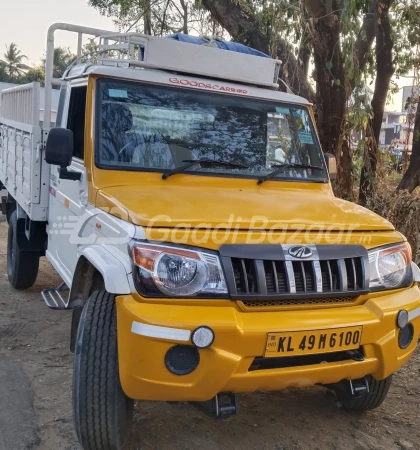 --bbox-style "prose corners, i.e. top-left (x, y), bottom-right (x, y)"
top-left (219, 244), bottom-right (369, 303)
top-left (232, 257), bottom-right (364, 295)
